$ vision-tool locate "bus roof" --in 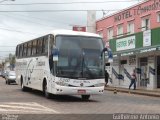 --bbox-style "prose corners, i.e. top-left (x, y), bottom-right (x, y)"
top-left (50, 30), bottom-right (101, 38)
top-left (16, 30), bottom-right (101, 46)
